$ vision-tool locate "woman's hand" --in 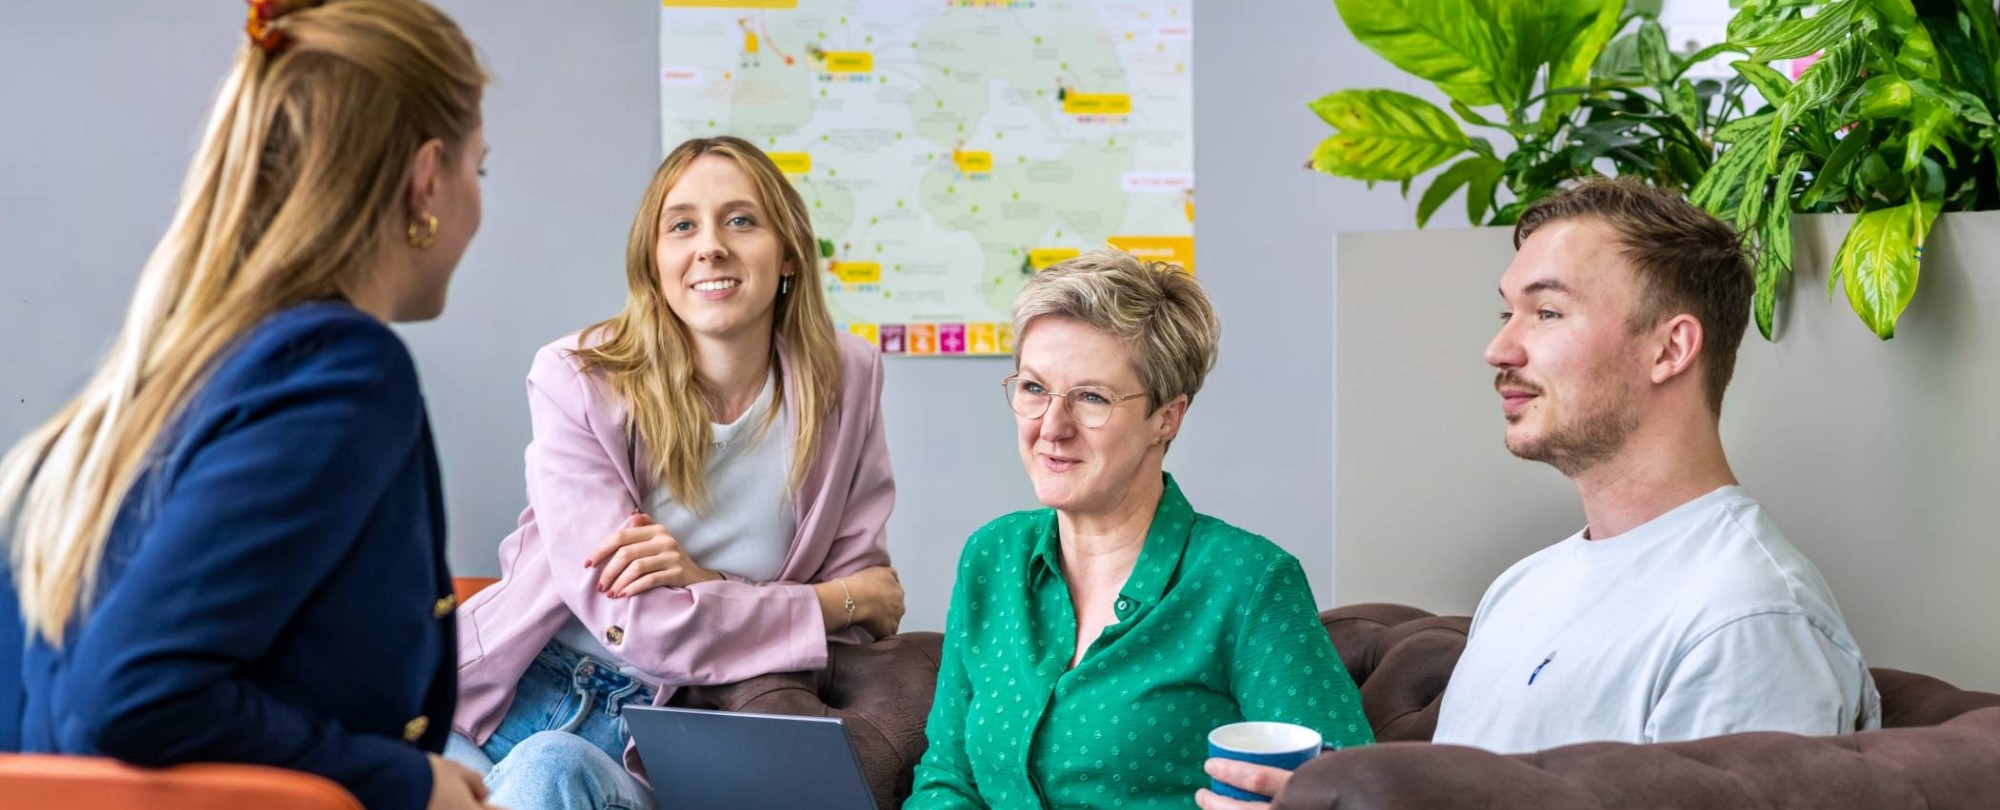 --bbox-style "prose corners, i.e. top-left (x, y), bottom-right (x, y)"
top-left (585, 512), bottom-right (723, 597)
top-left (815, 565), bottom-right (905, 638)
top-left (426, 753), bottom-right (496, 810)
top-left (1193, 758), bottom-right (1293, 810)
